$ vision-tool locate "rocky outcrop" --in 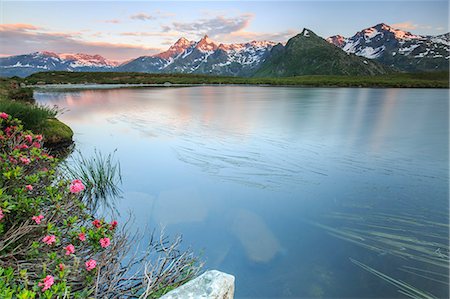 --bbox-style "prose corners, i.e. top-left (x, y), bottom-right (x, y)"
top-left (161, 270), bottom-right (235, 299)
